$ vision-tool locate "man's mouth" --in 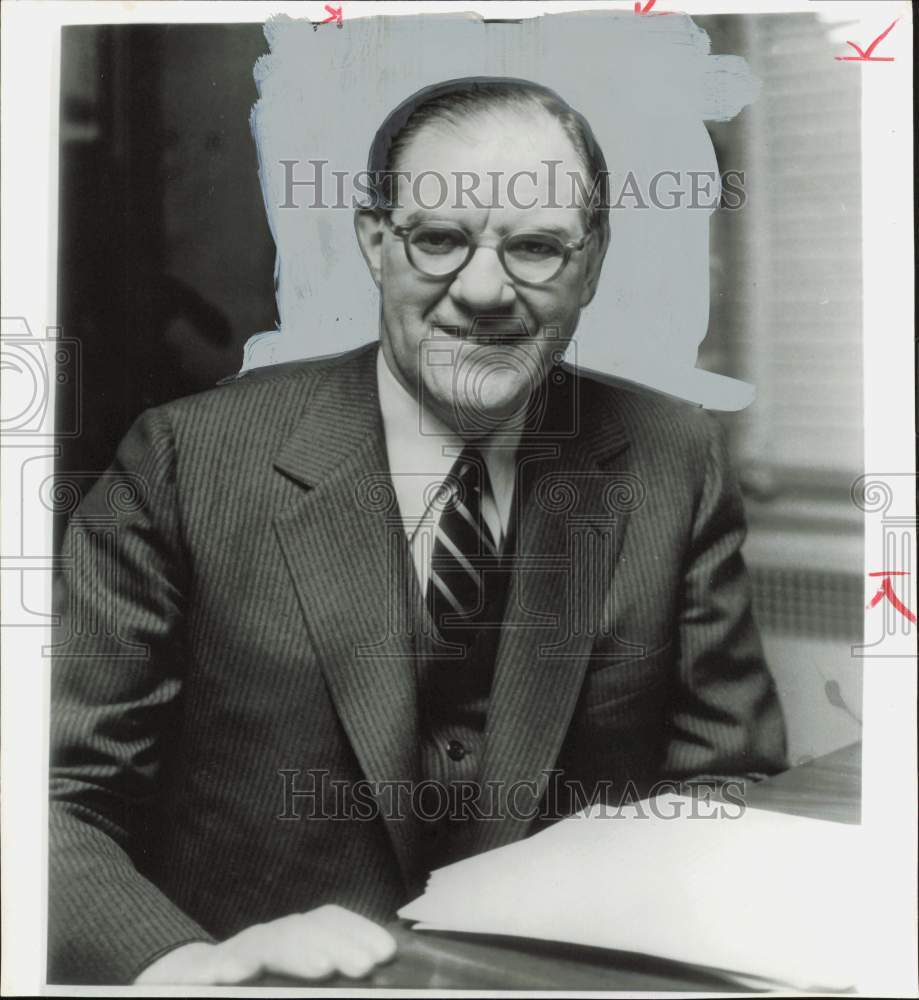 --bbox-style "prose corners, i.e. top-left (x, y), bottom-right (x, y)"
top-left (432, 317), bottom-right (532, 343)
